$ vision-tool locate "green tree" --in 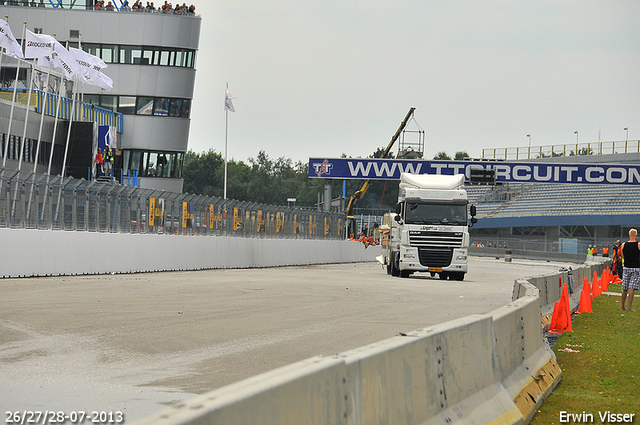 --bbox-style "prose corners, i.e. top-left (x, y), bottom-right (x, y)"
top-left (433, 151), bottom-right (451, 160)
top-left (219, 160), bottom-right (251, 201)
top-left (454, 151), bottom-right (470, 160)
top-left (183, 149), bottom-right (224, 196)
